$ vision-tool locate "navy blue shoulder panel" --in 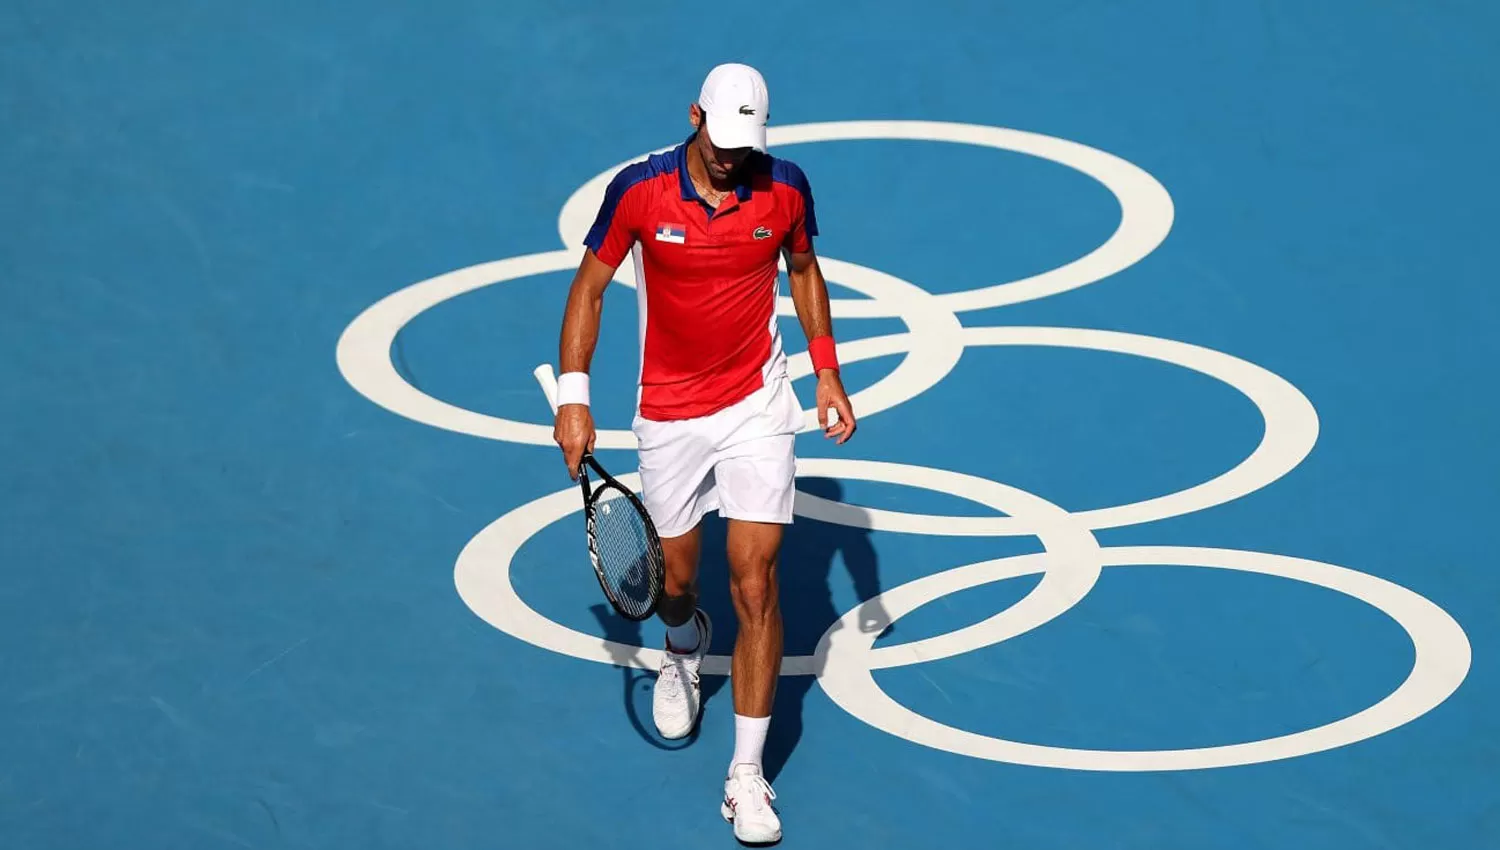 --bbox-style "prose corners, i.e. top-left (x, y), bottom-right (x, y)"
top-left (769, 157), bottom-right (817, 237)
